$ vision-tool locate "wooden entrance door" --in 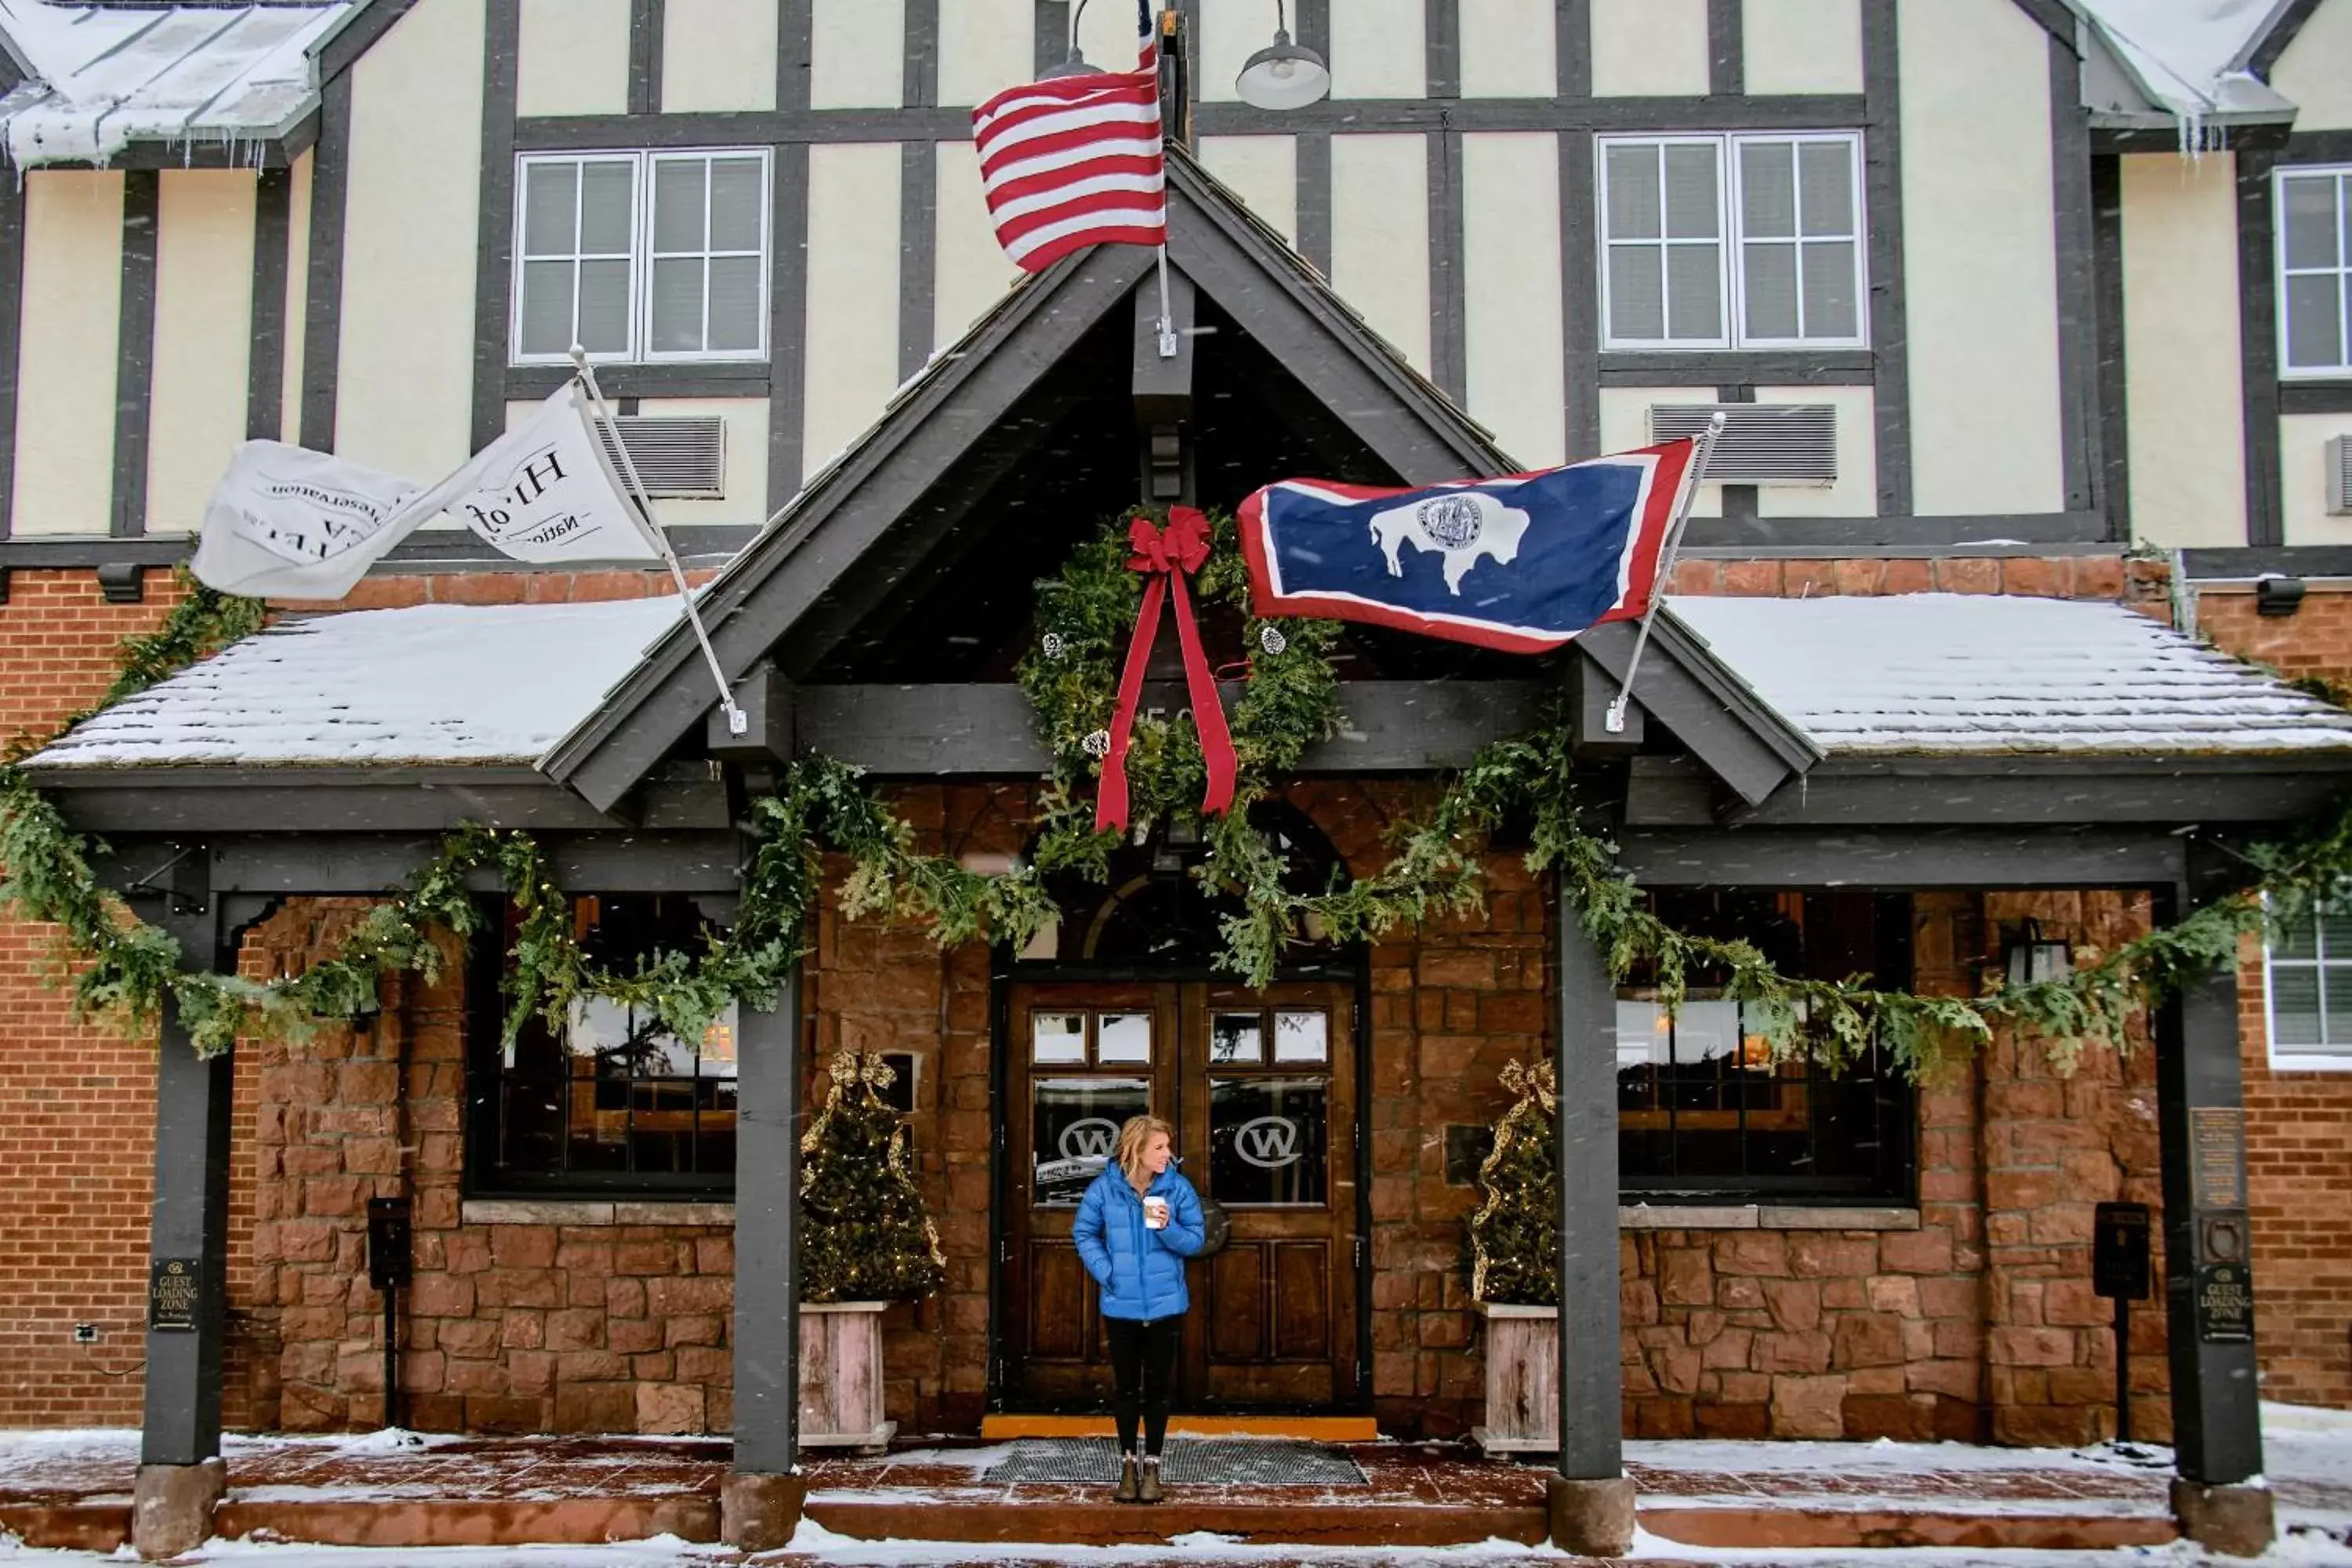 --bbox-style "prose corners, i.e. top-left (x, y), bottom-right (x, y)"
top-left (1001, 981), bottom-right (1359, 1411)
